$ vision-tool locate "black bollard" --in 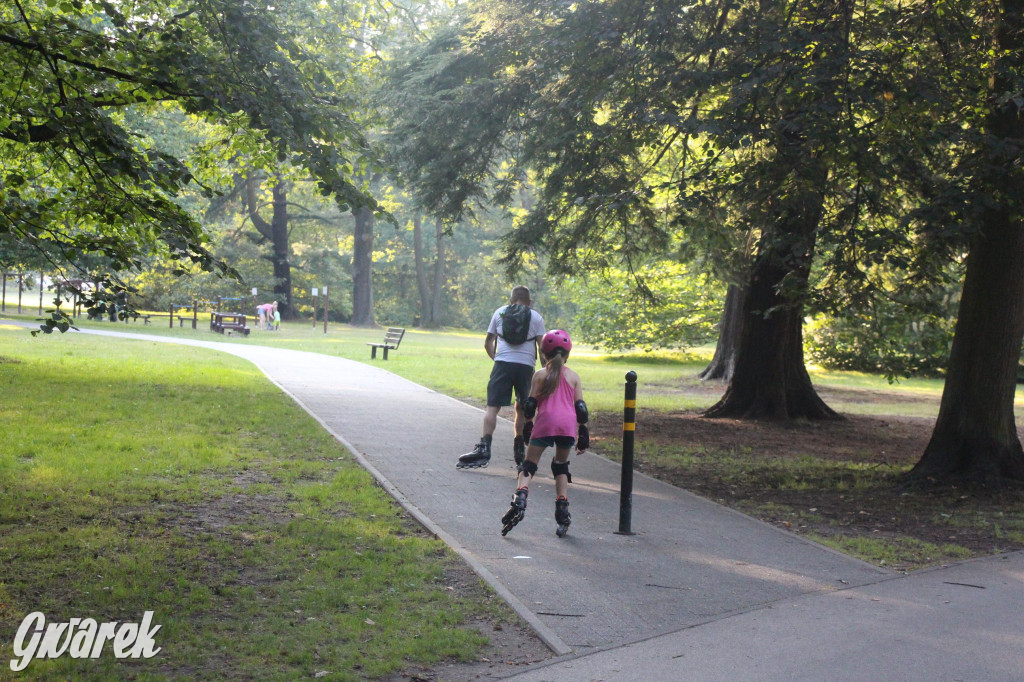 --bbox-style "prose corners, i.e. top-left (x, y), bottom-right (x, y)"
top-left (616, 371), bottom-right (637, 535)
